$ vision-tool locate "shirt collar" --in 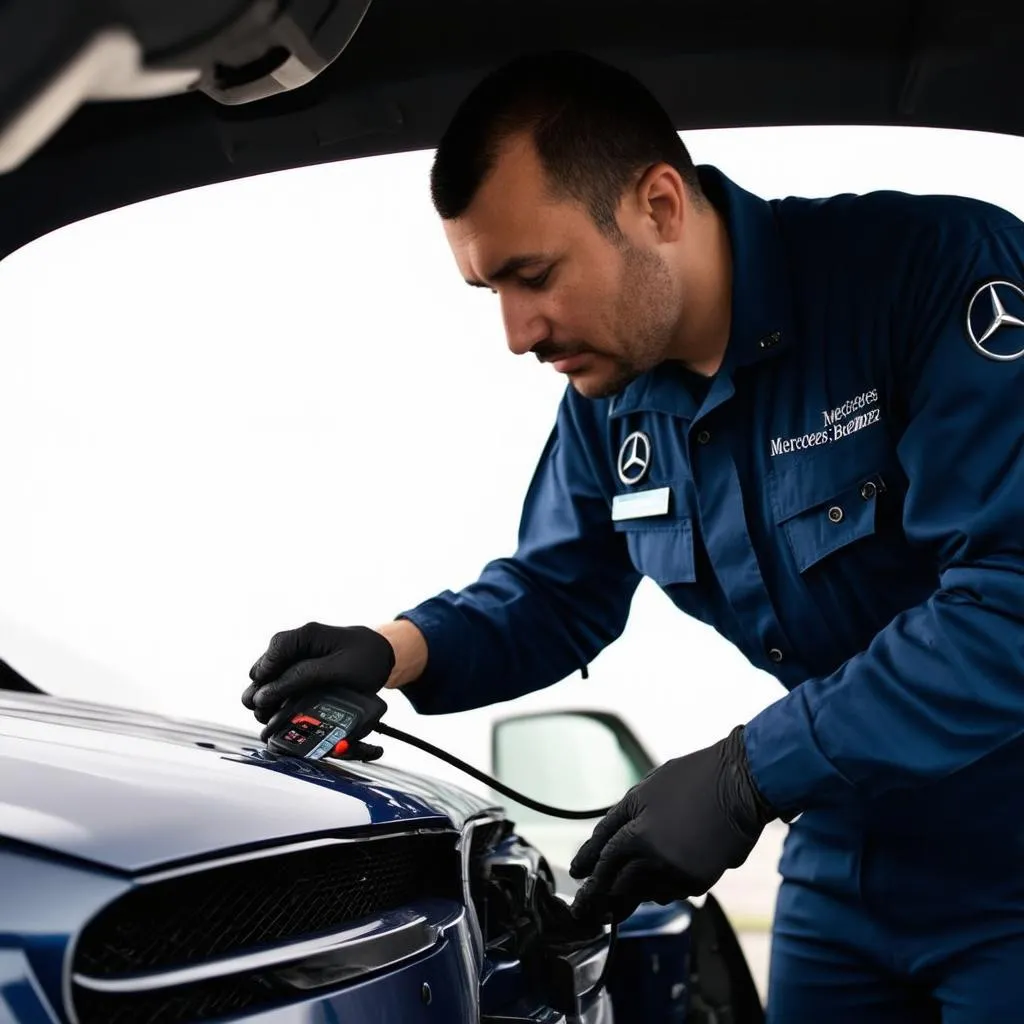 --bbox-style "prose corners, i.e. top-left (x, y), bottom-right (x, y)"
top-left (609, 165), bottom-right (796, 420)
